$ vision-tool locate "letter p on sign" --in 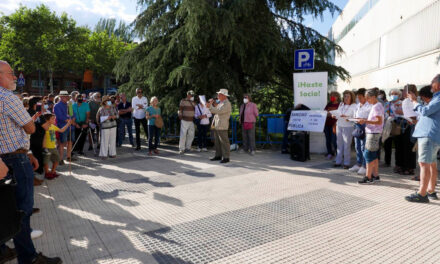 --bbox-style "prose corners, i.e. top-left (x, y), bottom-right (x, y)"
top-left (294, 49), bottom-right (314, 70)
